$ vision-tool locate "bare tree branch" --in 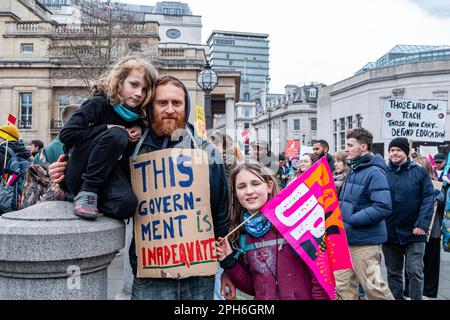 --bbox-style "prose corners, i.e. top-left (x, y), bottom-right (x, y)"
top-left (48, 0), bottom-right (158, 88)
